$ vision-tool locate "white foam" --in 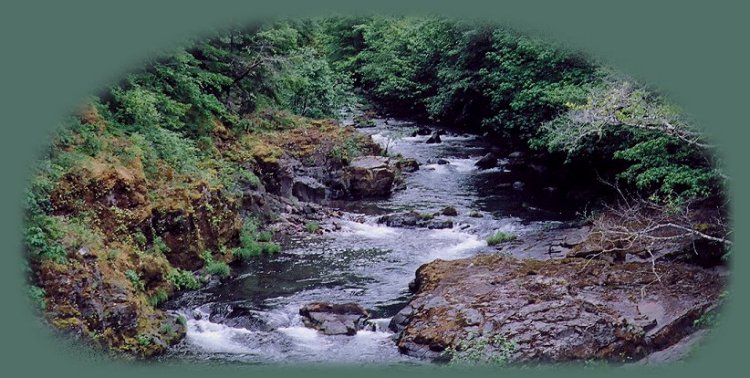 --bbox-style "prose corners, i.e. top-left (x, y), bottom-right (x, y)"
top-left (278, 326), bottom-right (332, 351)
top-left (185, 318), bottom-right (256, 354)
top-left (340, 220), bottom-right (398, 238)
